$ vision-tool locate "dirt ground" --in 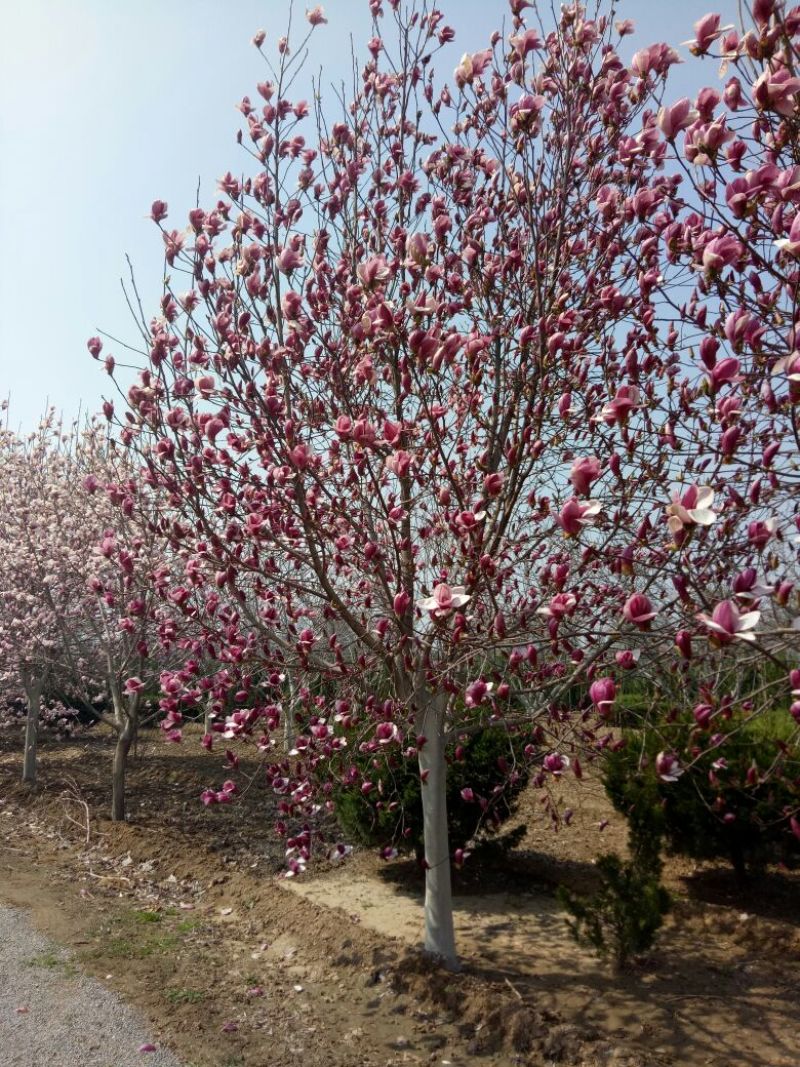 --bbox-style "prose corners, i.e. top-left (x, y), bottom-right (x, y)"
top-left (1, 726), bottom-right (799, 1067)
